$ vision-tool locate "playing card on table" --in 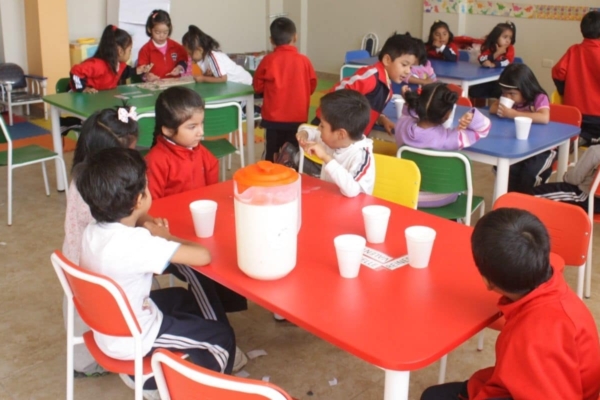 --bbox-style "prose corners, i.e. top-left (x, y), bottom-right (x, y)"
top-left (363, 247), bottom-right (393, 264)
top-left (382, 255), bottom-right (409, 270)
top-left (361, 256), bottom-right (382, 270)
top-left (114, 95), bottom-right (129, 100)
